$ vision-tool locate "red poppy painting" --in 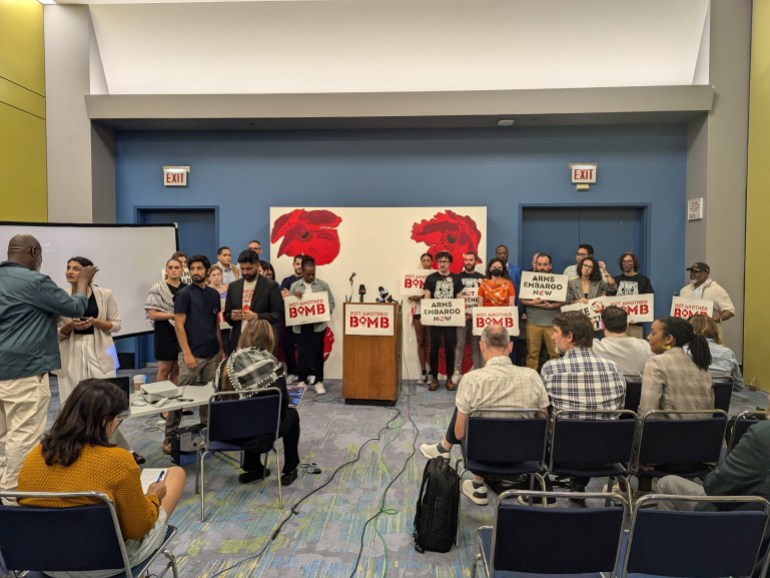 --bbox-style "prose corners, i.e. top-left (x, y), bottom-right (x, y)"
top-left (411, 210), bottom-right (482, 274)
top-left (271, 209), bottom-right (343, 266)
